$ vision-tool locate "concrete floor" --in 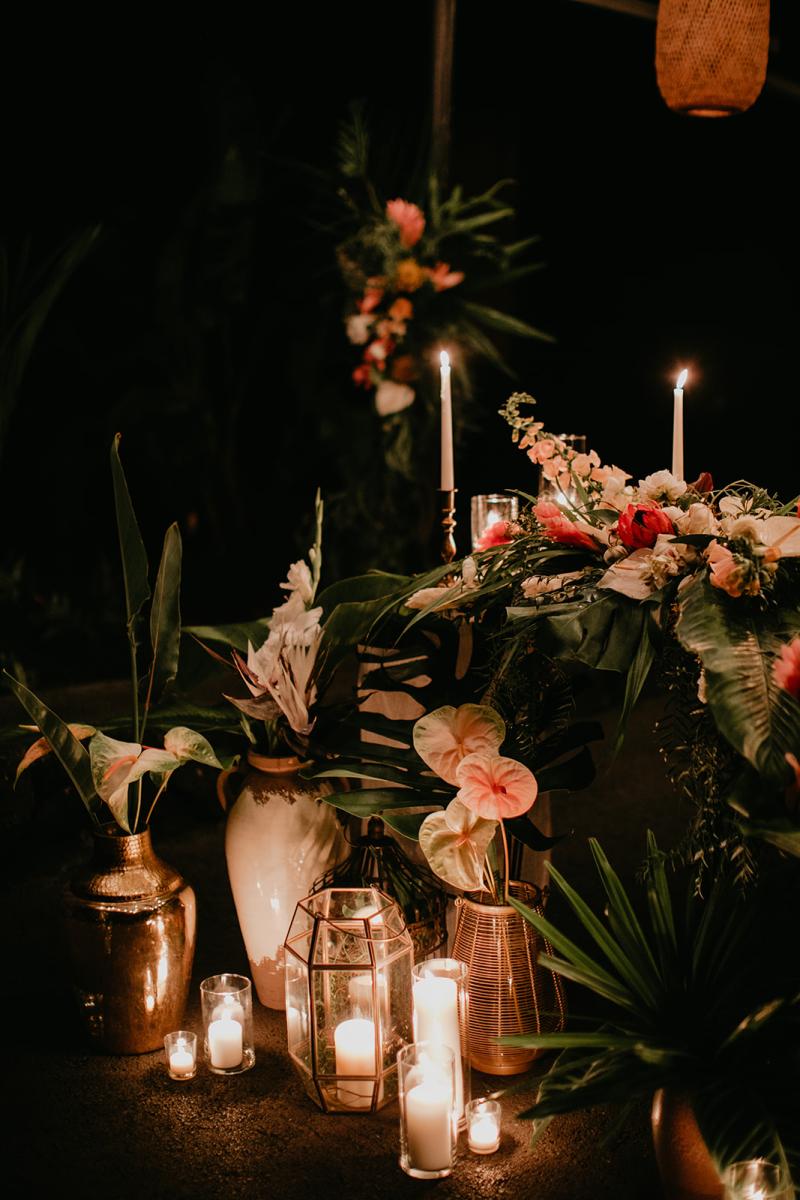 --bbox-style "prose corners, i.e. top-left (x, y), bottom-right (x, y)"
top-left (3, 688), bottom-right (679, 1199)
